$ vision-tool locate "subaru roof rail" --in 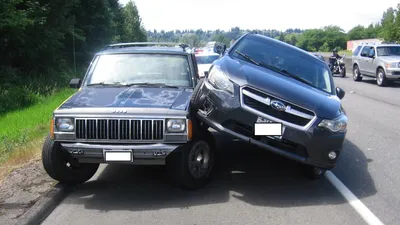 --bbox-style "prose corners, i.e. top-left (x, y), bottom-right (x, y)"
top-left (101, 42), bottom-right (190, 51)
